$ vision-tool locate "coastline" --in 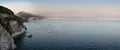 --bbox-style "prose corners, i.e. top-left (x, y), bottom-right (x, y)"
top-left (12, 28), bottom-right (26, 38)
